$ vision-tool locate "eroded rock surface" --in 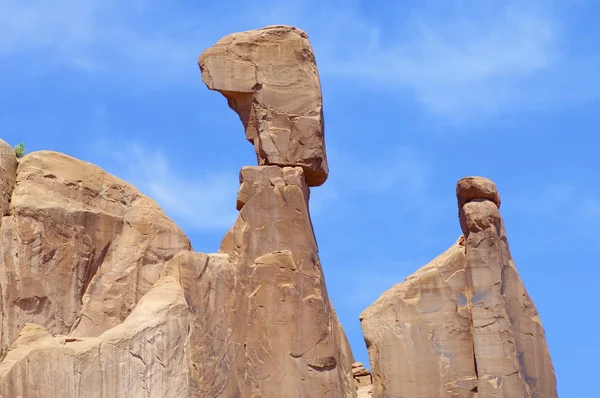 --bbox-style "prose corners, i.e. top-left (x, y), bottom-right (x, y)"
top-left (458, 177), bottom-right (557, 397)
top-left (0, 151), bottom-right (191, 357)
top-left (199, 26), bottom-right (328, 186)
top-left (0, 156), bottom-right (355, 397)
top-left (360, 177), bottom-right (557, 398)
top-left (0, 276), bottom-right (191, 398)
top-left (216, 165), bottom-right (354, 397)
